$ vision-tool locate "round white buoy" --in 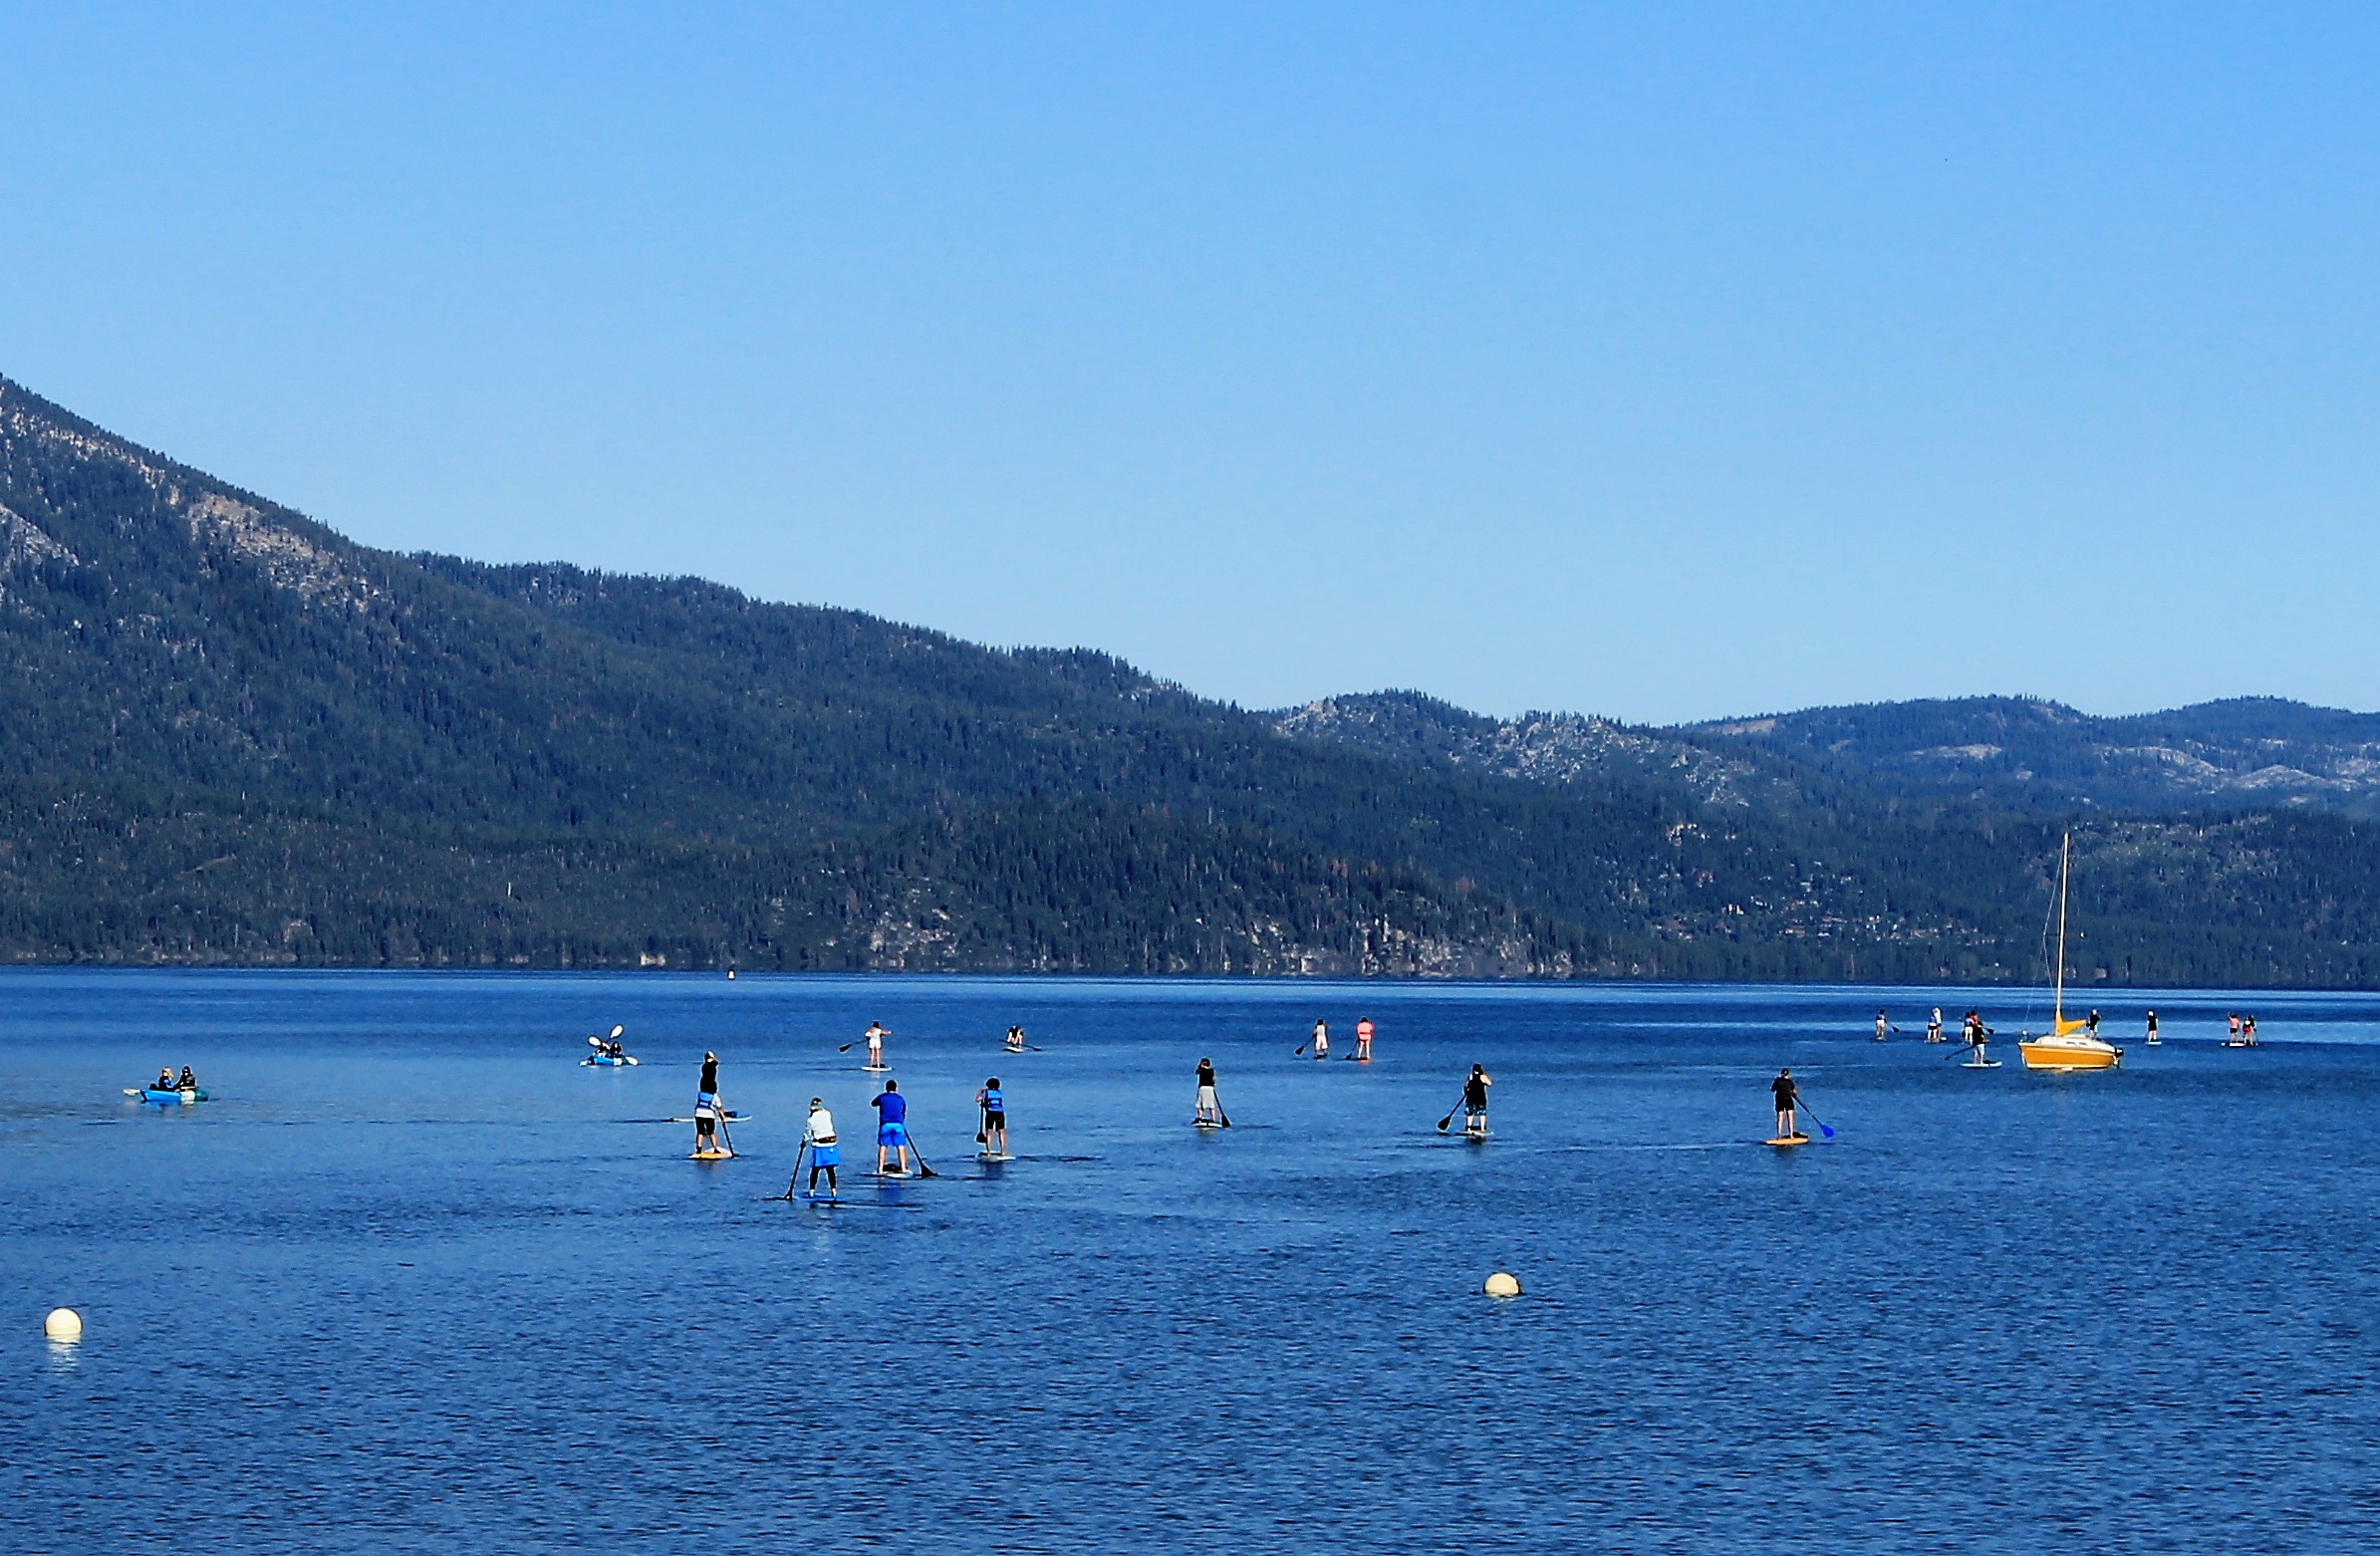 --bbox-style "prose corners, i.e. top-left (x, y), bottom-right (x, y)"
top-left (44, 1307), bottom-right (83, 1341)
top-left (1482, 1271), bottom-right (1522, 1299)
